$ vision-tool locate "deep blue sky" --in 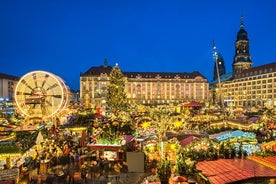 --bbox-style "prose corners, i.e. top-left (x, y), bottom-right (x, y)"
top-left (1, 0), bottom-right (276, 90)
